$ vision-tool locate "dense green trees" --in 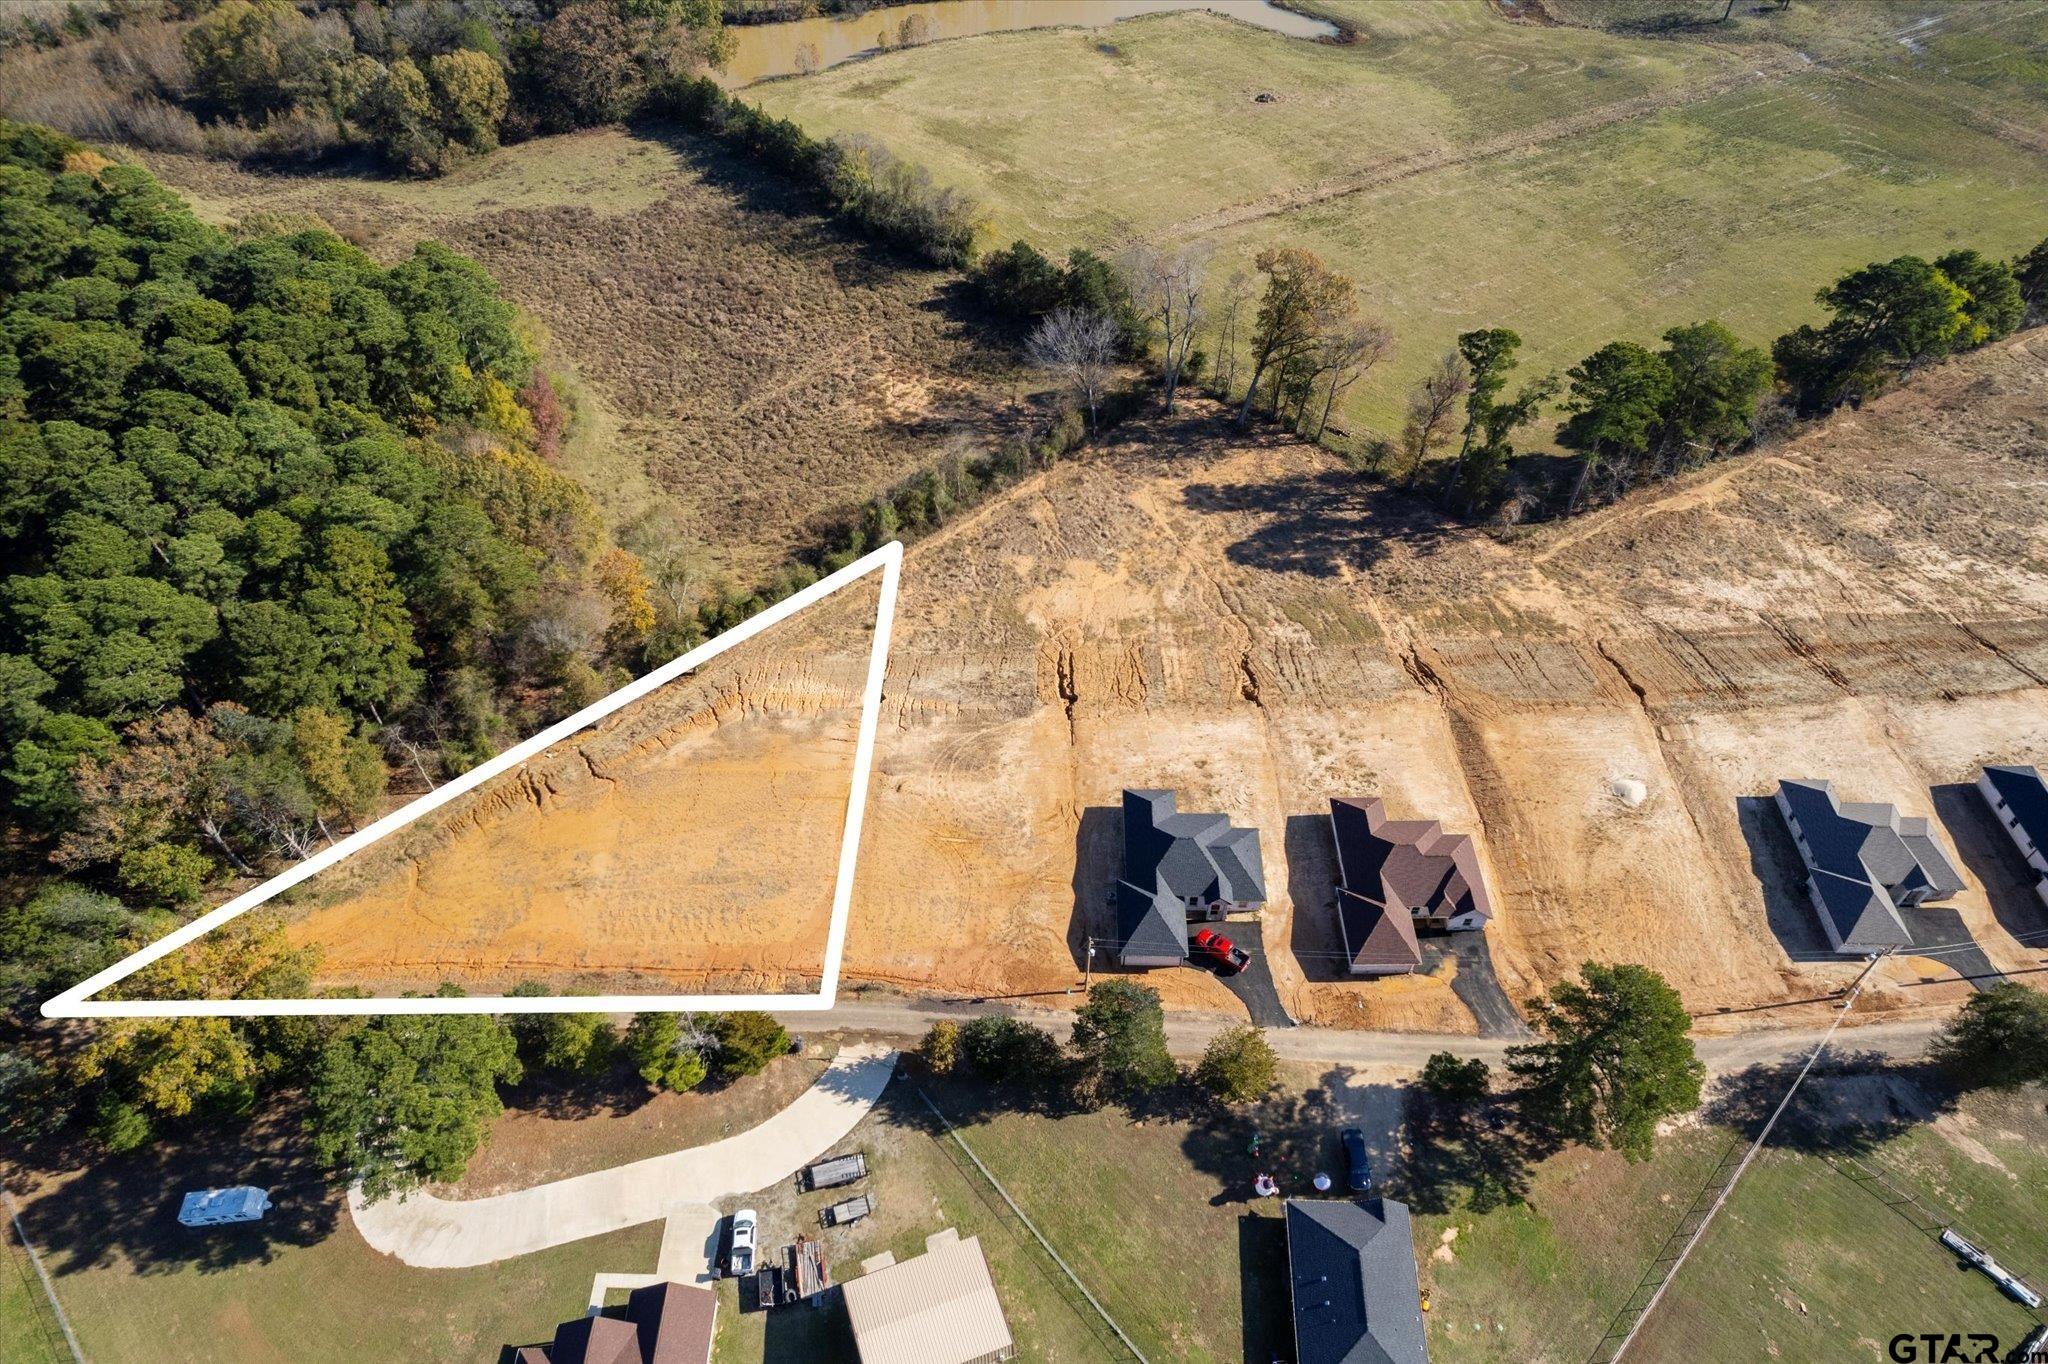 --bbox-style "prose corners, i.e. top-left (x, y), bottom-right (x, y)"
top-left (1070, 979), bottom-right (1175, 1097)
top-left (1773, 251), bottom-right (2025, 414)
top-left (0, 125), bottom-right (632, 926)
top-left (1931, 983), bottom-right (2048, 1092)
top-left (1507, 962), bottom-right (1703, 1162)
top-left (0, 126), bottom-right (665, 1171)
top-left (305, 995), bottom-right (524, 1200)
